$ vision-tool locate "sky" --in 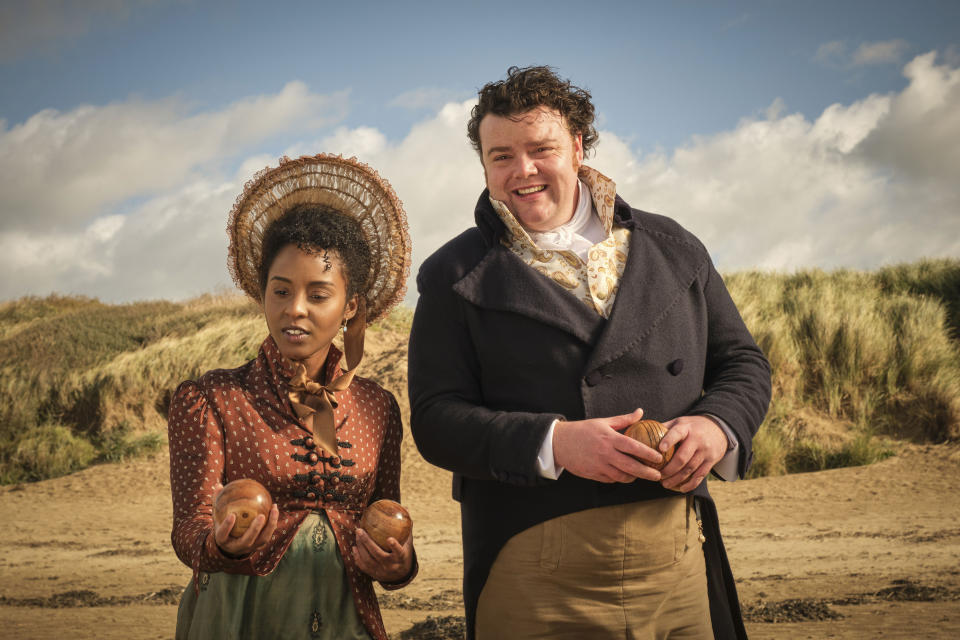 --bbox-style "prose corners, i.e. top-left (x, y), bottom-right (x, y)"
top-left (0, 0), bottom-right (958, 305)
